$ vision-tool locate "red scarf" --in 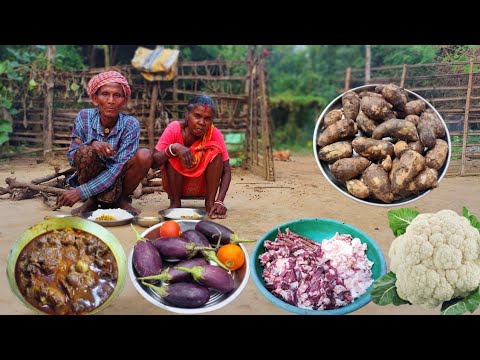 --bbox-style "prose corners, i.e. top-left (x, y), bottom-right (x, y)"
top-left (169, 125), bottom-right (222, 177)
